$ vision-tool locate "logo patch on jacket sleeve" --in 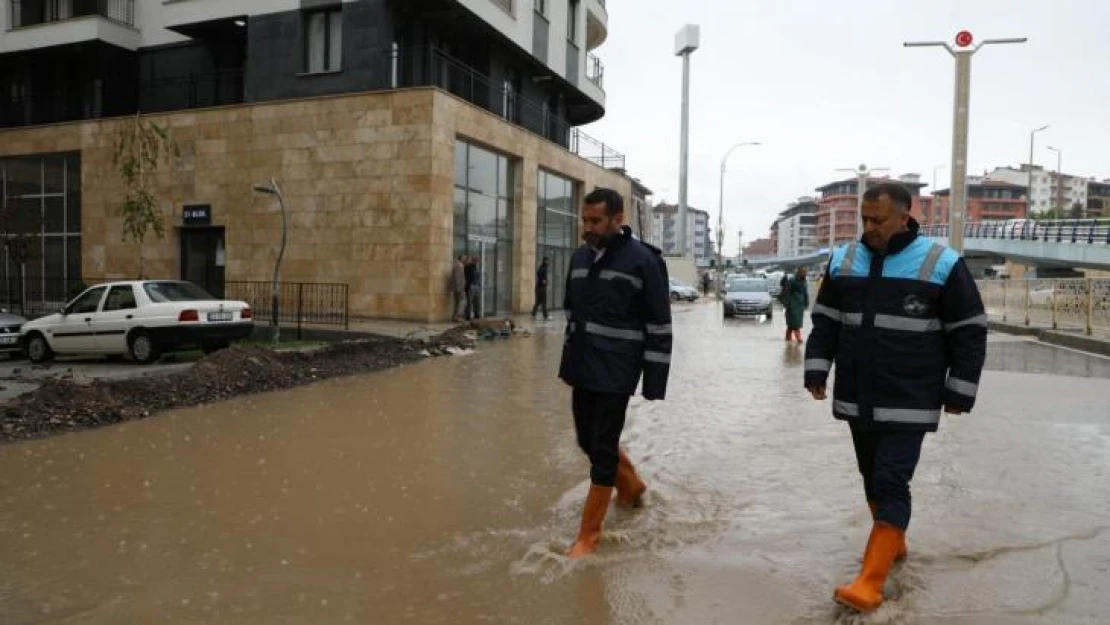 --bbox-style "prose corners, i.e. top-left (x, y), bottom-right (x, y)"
top-left (902, 294), bottom-right (931, 317)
